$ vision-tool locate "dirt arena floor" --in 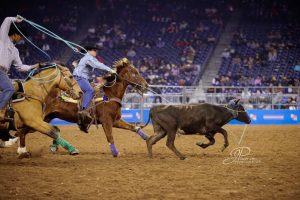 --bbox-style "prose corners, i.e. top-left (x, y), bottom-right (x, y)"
top-left (0, 125), bottom-right (299, 200)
